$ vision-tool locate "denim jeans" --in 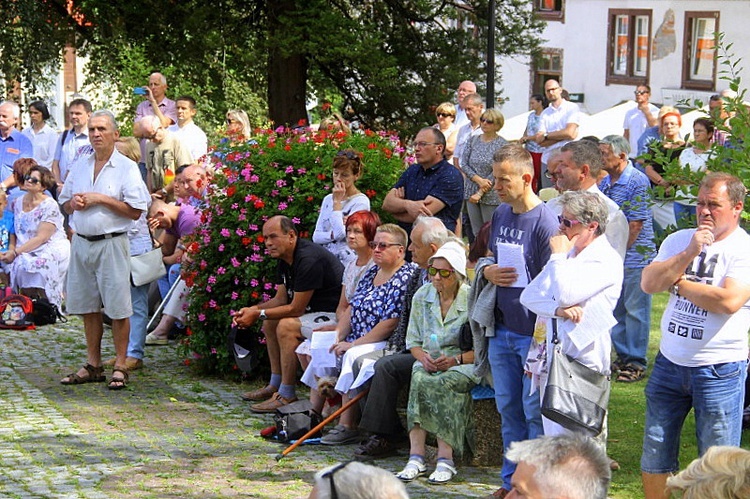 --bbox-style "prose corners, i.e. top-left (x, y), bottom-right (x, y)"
top-left (611, 267), bottom-right (651, 369)
top-left (488, 324), bottom-right (543, 489)
top-left (641, 352), bottom-right (747, 473)
top-left (157, 263), bottom-right (180, 300)
top-left (126, 282), bottom-right (150, 360)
